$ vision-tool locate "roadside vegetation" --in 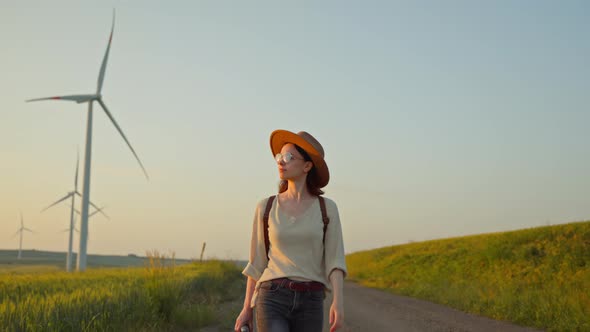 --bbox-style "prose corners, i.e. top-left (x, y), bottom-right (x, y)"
top-left (346, 220), bottom-right (590, 331)
top-left (0, 251), bottom-right (244, 331)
